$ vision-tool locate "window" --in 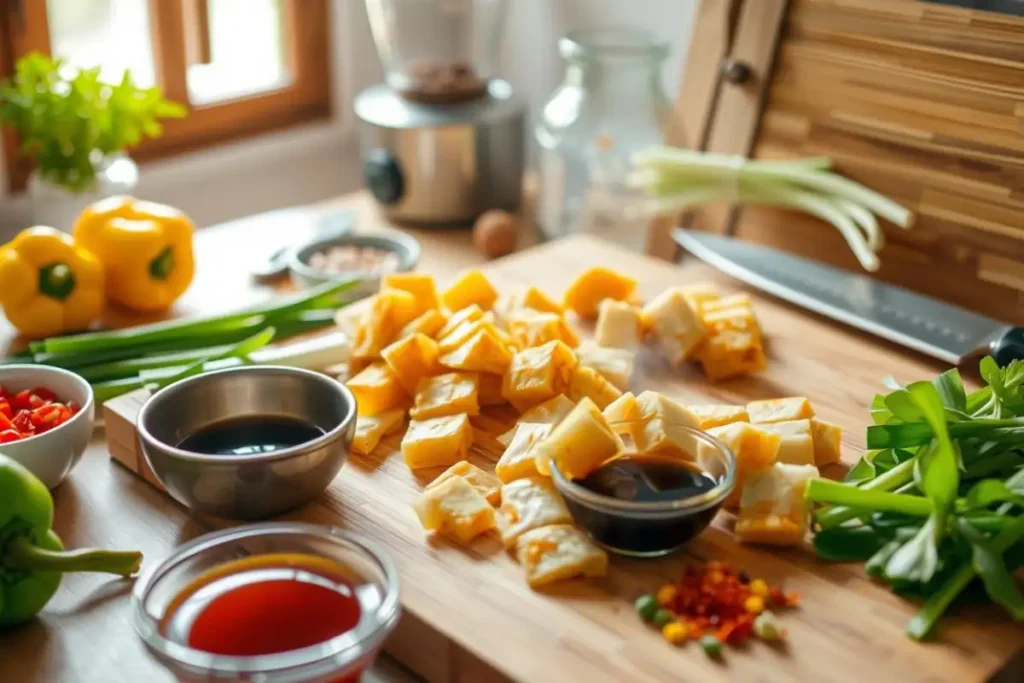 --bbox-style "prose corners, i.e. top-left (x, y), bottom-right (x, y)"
top-left (1, 0), bottom-right (331, 191)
